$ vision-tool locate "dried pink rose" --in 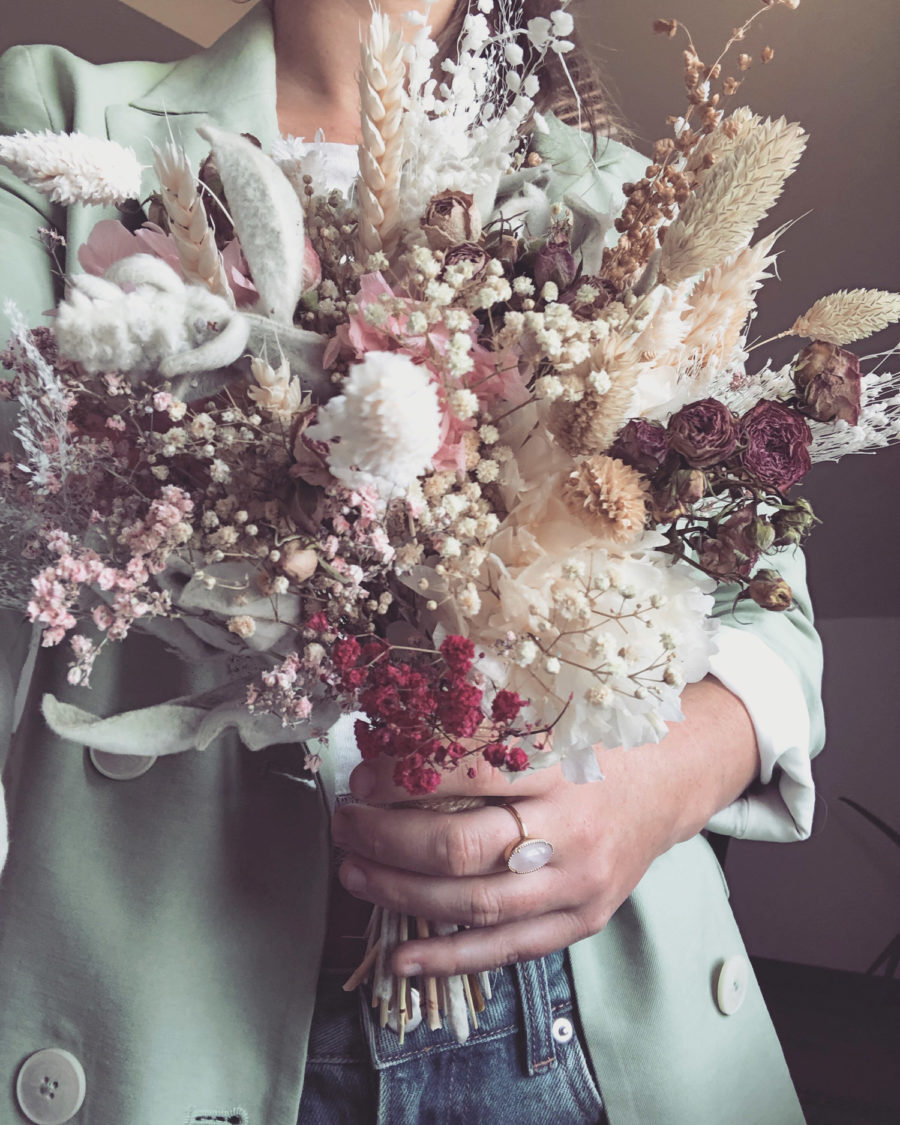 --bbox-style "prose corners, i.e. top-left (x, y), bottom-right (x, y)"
top-left (667, 398), bottom-right (738, 468)
top-left (793, 340), bottom-right (862, 425)
top-left (421, 190), bottom-right (483, 250)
